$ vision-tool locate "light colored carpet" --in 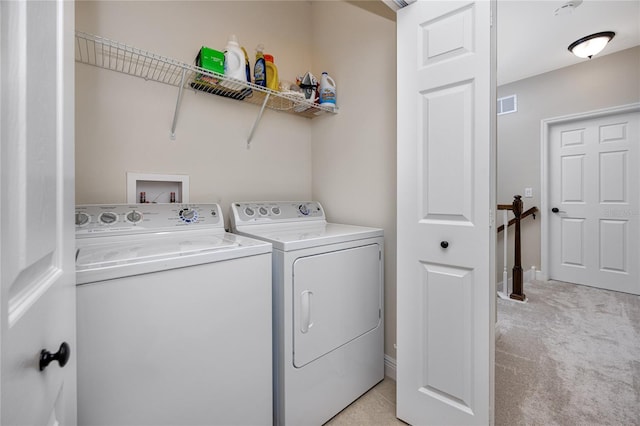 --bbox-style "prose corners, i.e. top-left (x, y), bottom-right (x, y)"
top-left (496, 280), bottom-right (640, 426)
